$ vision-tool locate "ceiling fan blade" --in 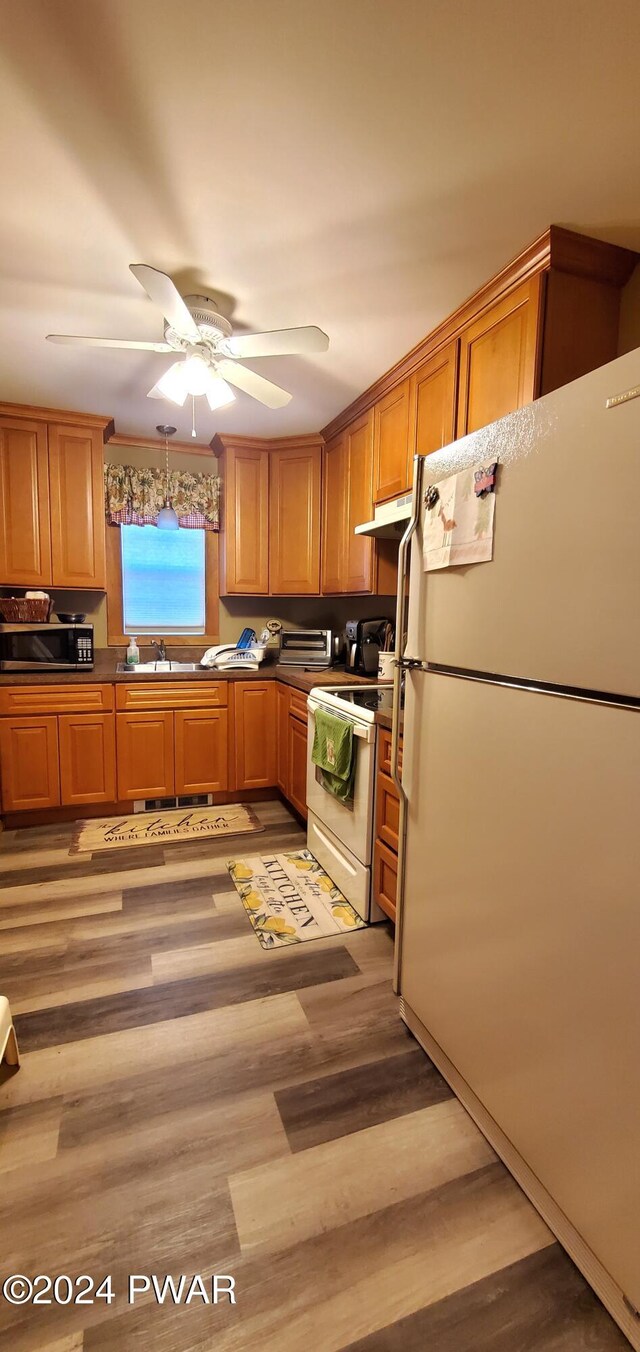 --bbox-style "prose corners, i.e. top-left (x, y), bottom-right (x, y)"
top-left (146, 361), bottom-right (188, 405)
top-left (216, 358), bottom-right (292, 408)
top-left (46, 334), bottom-right (174, 352)
top-left (130, 264), bottom-right (201, 343)
top-left (226, 325), bottom-right (329, 359)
